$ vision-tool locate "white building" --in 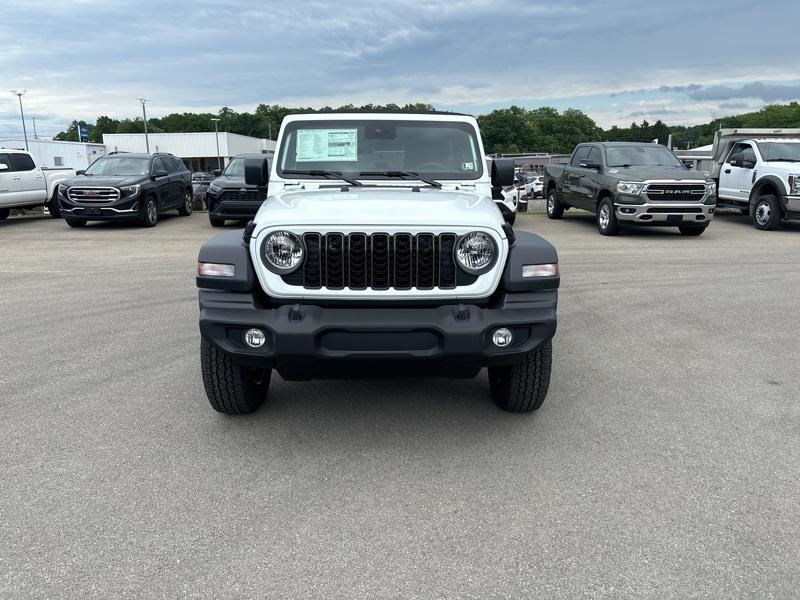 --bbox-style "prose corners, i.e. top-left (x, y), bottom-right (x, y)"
top-left (0, 138), bottom-right (106, 169)
top-left (102, 132), bottom-right (275, 172)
